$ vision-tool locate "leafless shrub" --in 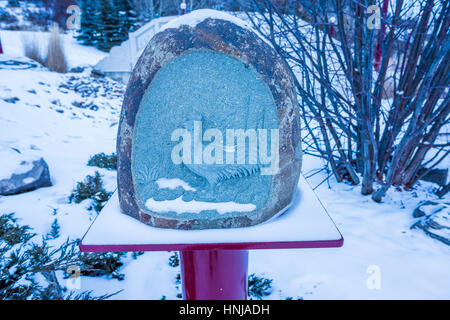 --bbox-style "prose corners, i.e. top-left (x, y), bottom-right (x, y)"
top-left (22, 33), bottom-right (45, 66)
top-left (45, 24), bottom-right (68, 73)
top-left (237, 0), bottom-right (449, 202)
